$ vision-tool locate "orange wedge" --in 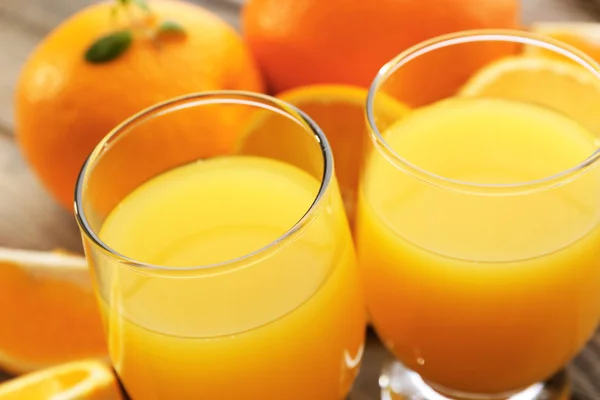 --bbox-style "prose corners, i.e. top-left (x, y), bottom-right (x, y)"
top-left (236, 84), bottom-right (410, 227)
top-left (527, 22), bottom-right (600, 62)
top-left (459, 55), bottom-right (600, 135)
top-left (0, 359), bottom-right (122, 400)
top-left (0, 248), bottom-right (106, 374)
